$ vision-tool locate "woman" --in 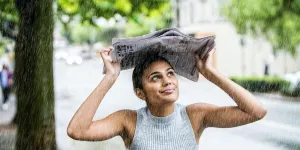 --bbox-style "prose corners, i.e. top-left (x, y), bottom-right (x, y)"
top-left (67, 47), bottom-right (267, 150)
top-left (1, 64), bottom-right (13, 111)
